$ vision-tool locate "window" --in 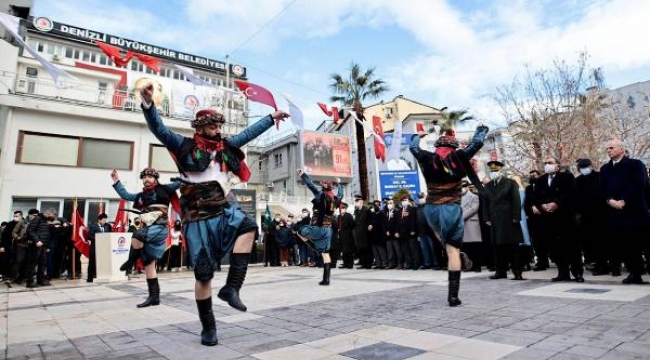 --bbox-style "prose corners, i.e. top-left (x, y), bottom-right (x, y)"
top-left (149, 144), bottom-right (177, 172)
top-left (65, 47), bottom-right (73, 58)
top-left (98, 82), bottom-right (107, 91)
top-left (173, 69), bottom-right (180, 79)
top-left (274, 153), bottom-right (283, 167)
top-left (37, 42), bottom-right (43, 52)
top-left (81, 138), bottom-right (132, 170)
top-left (73, 49), bottom-right (80, 59)
top-left (82, 51), bottom-right (90, 62)
top-left (46, 43), bottom-right (54, 54)
top-left (17, 132), bottom-right (133, 170)
top-left (131, 61), bottom-right (138, 71)
top-left (18, 133), bottom-right (79, 166)
top-left (26, 67), bottom-right (38, 77)
top-left (99, 54), bottom-right (107, 65)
